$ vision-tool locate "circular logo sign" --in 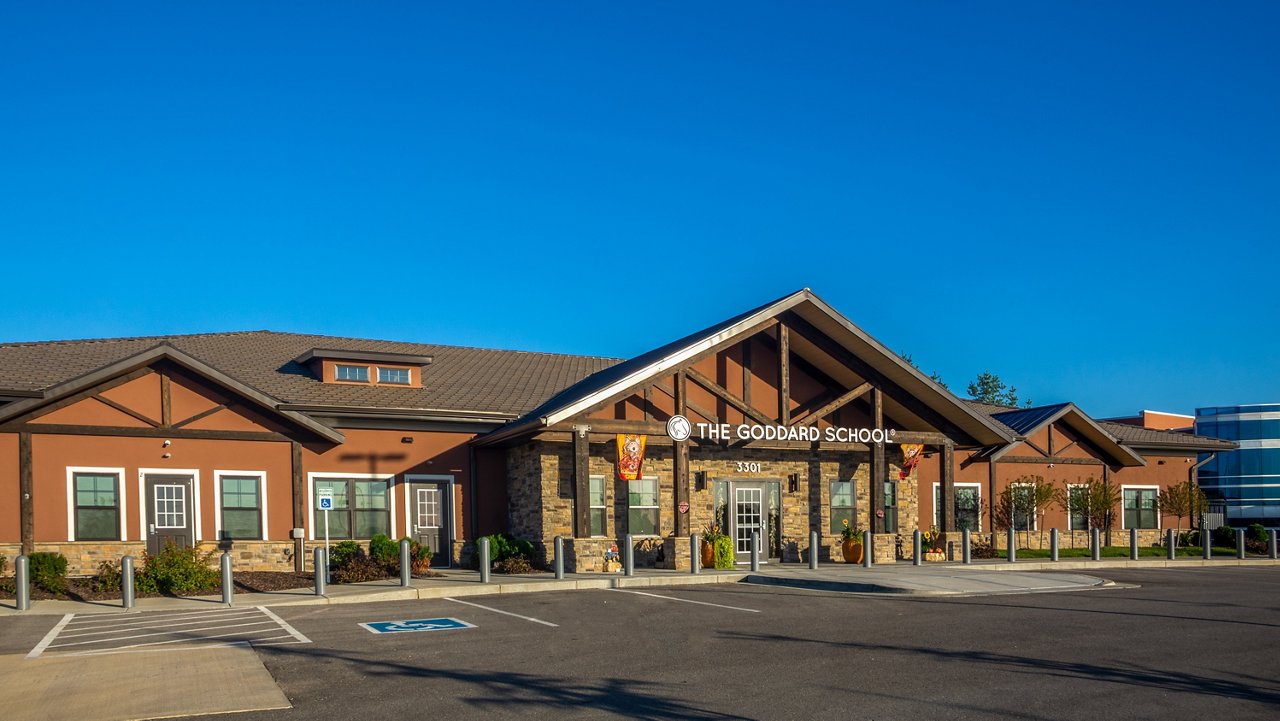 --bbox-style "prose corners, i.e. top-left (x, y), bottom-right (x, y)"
top-left (666, 414), bottom-right (692, 442)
